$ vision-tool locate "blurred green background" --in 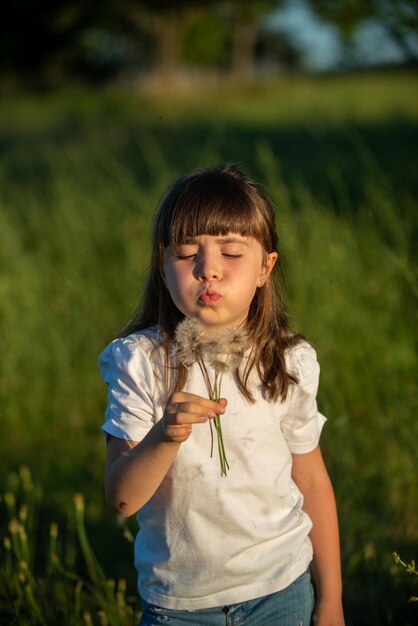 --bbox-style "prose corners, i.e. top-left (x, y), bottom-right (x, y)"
top-left (1, 2), bottom-right (417, 625)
